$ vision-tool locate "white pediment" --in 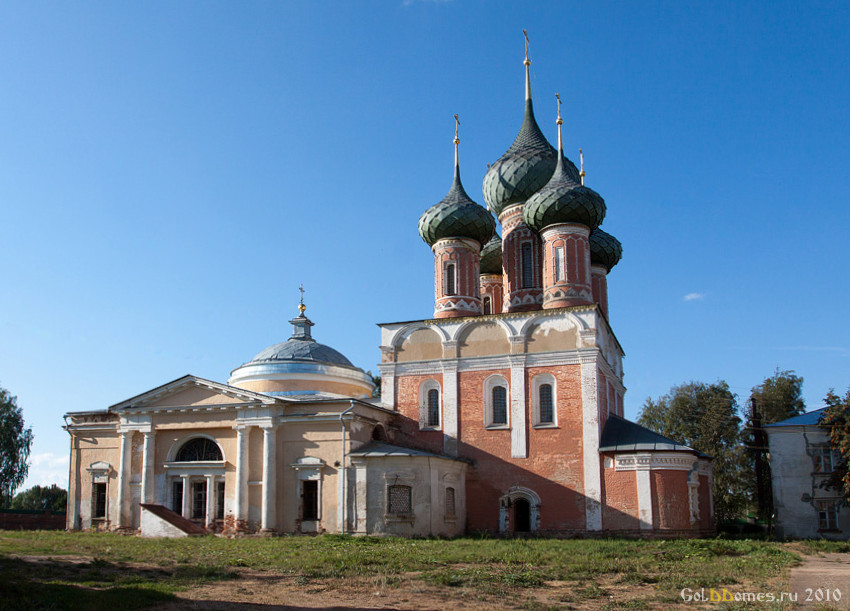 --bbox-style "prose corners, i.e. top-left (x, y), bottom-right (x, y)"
top-left (109, 375), bottom-right (281, 412)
